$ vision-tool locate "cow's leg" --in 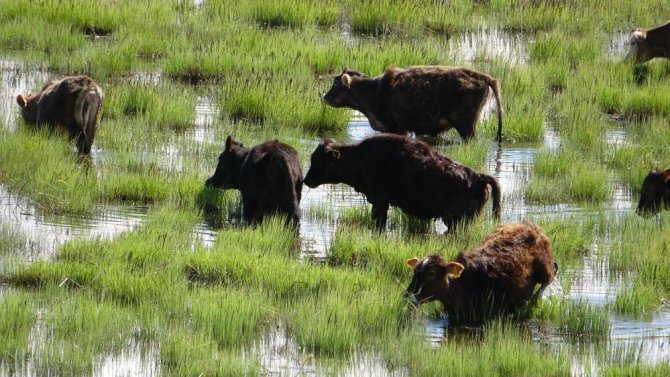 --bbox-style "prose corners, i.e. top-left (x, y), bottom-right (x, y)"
top-left (455, 118), bottom-right (476, 141)
top-left (279, 196), bottom-right (301, 227)
top-left (371, 202), bottom-right (389, 231)
top-left (242, 196), bottom-right (262, 225)
top-left (75, 132), bottom-right (91, 154)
